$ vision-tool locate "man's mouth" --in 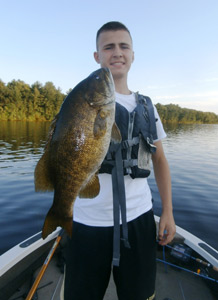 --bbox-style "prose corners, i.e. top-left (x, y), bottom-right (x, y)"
top-left (110, 62), bottom-right (124, 66)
